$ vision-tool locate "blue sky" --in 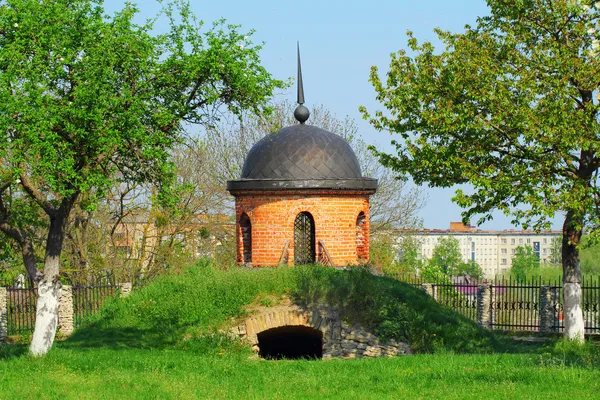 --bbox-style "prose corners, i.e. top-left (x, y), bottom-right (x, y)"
top-left (104, 0), bottom-right (563, 231)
